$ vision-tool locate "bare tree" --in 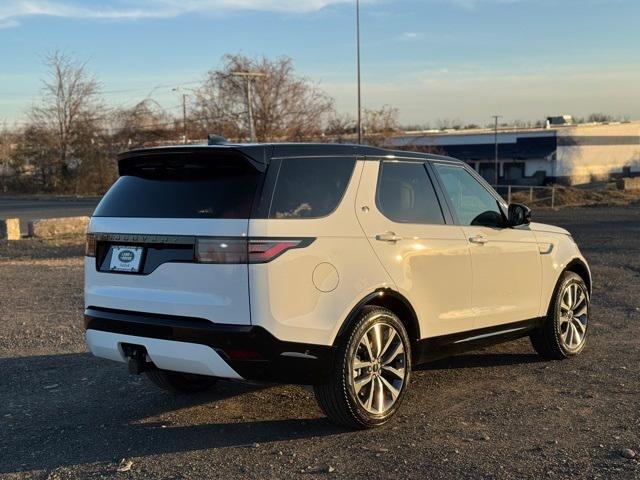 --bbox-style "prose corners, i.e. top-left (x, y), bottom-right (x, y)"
top-left (194, 54), bottom-right (335, 142)
top-left (112, 99), bottom-right (177, 149)
top-left (28, 50), bottom-right (104, 190)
